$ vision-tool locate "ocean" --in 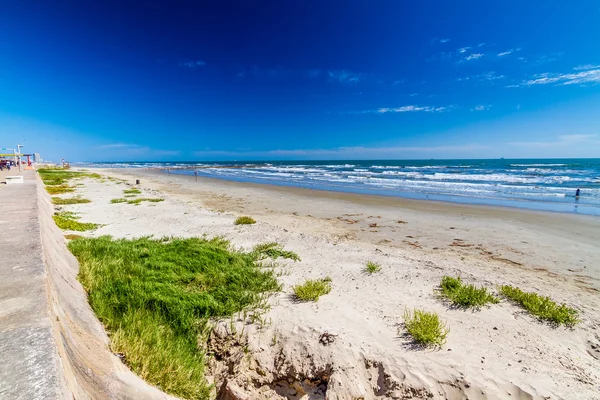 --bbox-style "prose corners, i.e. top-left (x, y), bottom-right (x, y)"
top-left (82, 159), bottom-right (600, 215)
